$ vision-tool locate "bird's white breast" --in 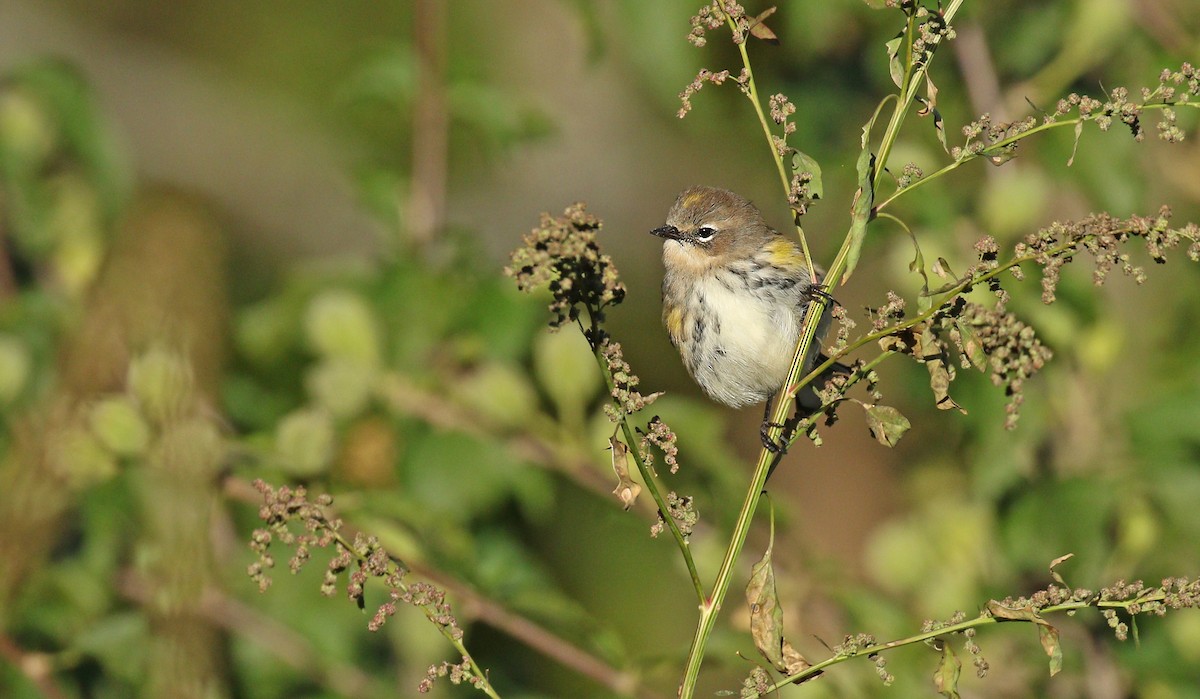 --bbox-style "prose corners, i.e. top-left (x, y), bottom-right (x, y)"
top-left (684, 270), bottom-right (801, 407)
